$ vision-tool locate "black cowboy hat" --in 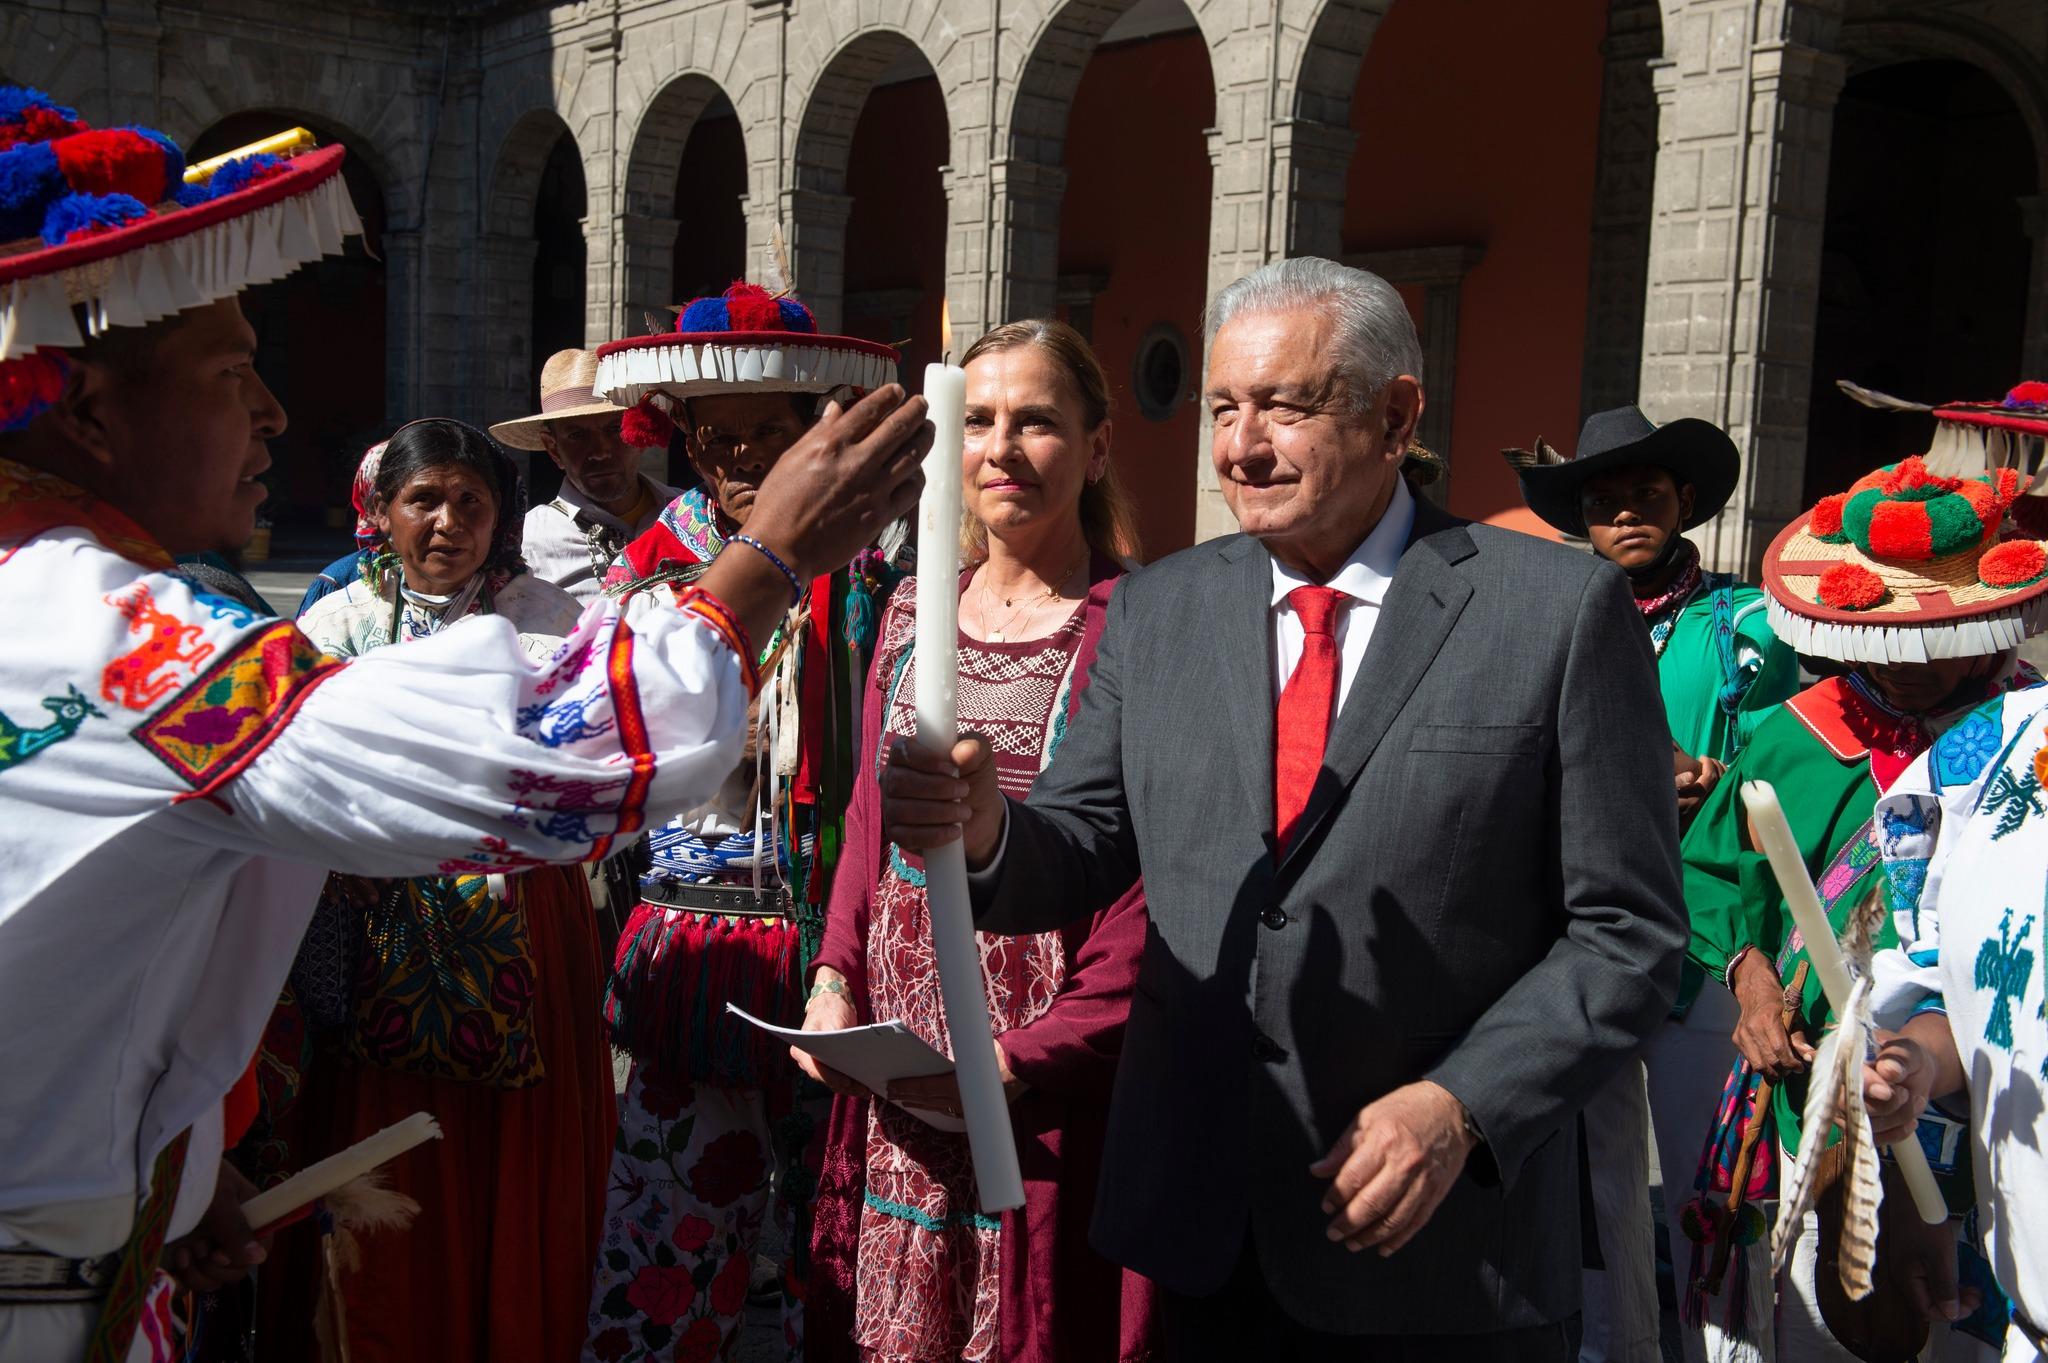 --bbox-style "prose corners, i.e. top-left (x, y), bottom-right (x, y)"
top-left (1506, 405), bottom-right (1740, 538)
